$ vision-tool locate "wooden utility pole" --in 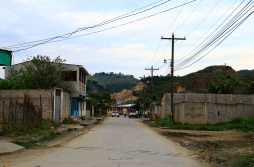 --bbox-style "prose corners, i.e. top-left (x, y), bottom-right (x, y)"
top-left (145, 66), bottom-right (159, 116)
top-left (161, 33), bottom-right (186, 123)
top-left (139, 76), bottom-right (146, 113)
